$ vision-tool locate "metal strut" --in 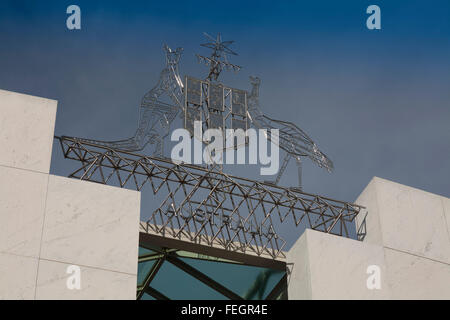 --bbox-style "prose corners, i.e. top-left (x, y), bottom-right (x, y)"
top-left (295, 156), bottom-right (302, 191)
top-left (264, 153), bottom-right (290, 186)
top-left (276, 153), bottom-right (291, 185)
top-left (265, 154), bottom-right (302, 190)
